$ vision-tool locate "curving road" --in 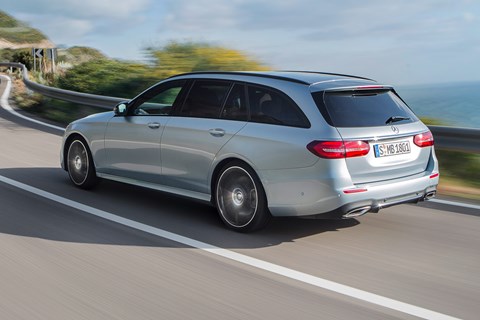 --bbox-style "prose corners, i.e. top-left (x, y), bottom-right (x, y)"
top-left (0, 76), bottom-right (479, 320)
